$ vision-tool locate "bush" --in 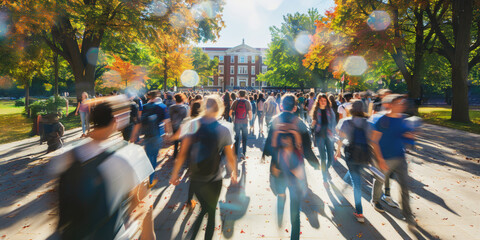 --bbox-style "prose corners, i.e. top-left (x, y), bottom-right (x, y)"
top-left (15, 98), bottom-right (25, 107)
top-left (29, 96), bottom-right (68, 118)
